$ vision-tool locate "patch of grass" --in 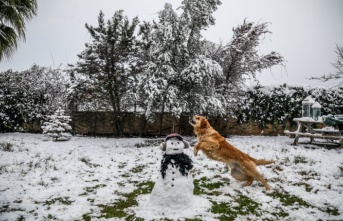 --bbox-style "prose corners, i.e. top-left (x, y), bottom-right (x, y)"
top-left (82, 213), bottom-right (92, 221)
top-left (282, 156), bottom-right (292, 165)
top-left (185, 218), bottom-right (204, 221)
top-left (0, 142), bottom-right (14, 152)
top-left (98, 181), bottom-right (154, 219)
top-left (85, 179), bottom-right (99, 182)
top-left (298, 170), bottom-right (319, 181)
top-left (319, 203), bottom-right (340, 216)
top-left (87, 198), bottom-right (95, 203)
top-left (194, 177), bottom-right (225, 196)
top-left (0, 165), bottom-right (8, 174)
top-left (39, 197), bottom-right (74, 206)
top-left (293, 155), bottom-right (308, 164)
top-left (44, 214), bottom-right (57, 220)
top-left (211, 192), bottom-right (262, 220)
top-left (121, 173), bottom-right (131, 178)
top-left (125, 215), bottom-right (145, 221)
top-left (80, 157), bottom-right (100, 168)
top-left (267, 191), bottom-right (312, 208)
top-left (16, 215), bottom-right (25, 221)
top-left (281, 147), bottom-right (289, 153)
top-left (37, 179), bottom-right (48, 187)
top-left (130, 165), bottom-right (145, 173)
top-left (118, 162), bottom-right (127, 169)
top-left (51, 177), bottom-right (59, 182)
top-left (293, 182), bottom-right (313, 192)
top-left (269, 208), bottom-right (289, 219)
top-left (273, 165), bottom-right (284, 172)
top-left (0, 204), bottom-right (25, 213)
top-left (84, 184), bottom-right (106, 193)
